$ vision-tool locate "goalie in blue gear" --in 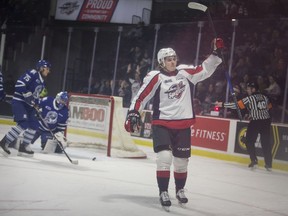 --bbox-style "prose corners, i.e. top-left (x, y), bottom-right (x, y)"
top-left (31, 91), bottom-right (69, 153)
